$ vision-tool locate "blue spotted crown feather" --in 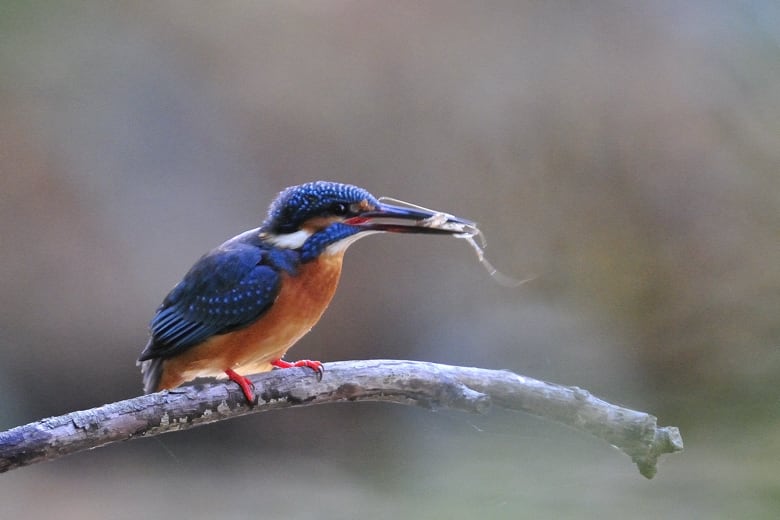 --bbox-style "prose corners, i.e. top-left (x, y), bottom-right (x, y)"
top-left (263, 181), bottom-right (378, 234)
